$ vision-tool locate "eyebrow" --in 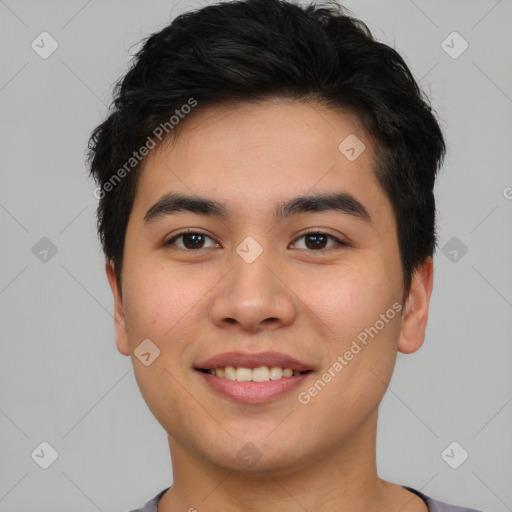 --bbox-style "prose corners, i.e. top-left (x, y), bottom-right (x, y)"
top-left (143, 191), bottom-right (371, 225)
